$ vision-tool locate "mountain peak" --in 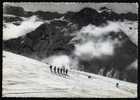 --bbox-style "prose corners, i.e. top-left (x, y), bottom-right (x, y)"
top-left (79, 7), bottom-right (98, 14)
